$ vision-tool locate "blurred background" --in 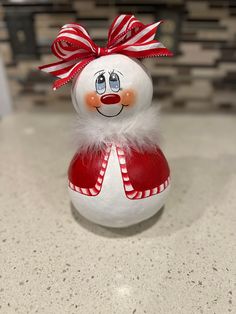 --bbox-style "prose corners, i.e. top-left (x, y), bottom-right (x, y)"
top-left (1, 3), bottom-right (236, 311)
top-left (0, 0), bottom-right (236, 115)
